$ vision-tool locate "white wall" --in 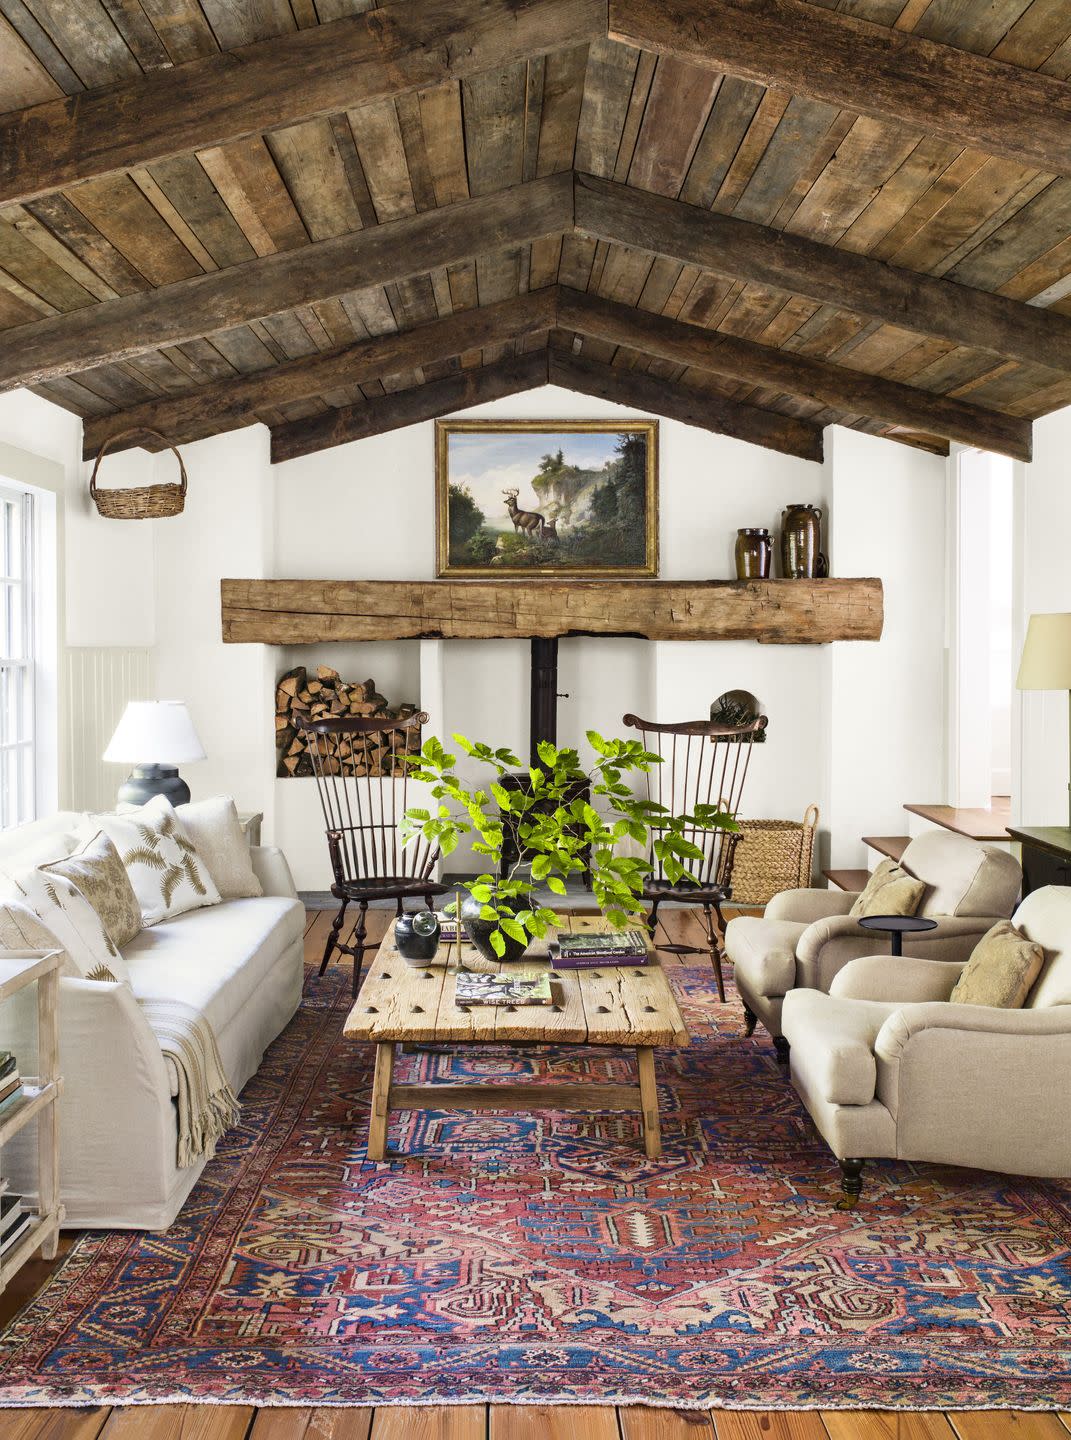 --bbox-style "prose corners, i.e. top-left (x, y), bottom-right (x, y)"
top-left (1014, 408), bottom-right (1071, 827)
